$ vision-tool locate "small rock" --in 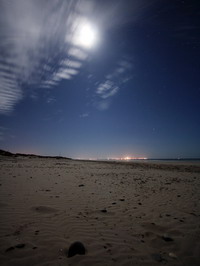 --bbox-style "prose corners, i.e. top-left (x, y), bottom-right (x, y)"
top-left (67, 241), bottom-right (86, 258)
top-left (15, 244), bottom-right (25, 248)
top-left (162, 235), bottom-right (174, 242)
top-left (78, 184), bottom-right (85, 187)
top-left (101, 209), bottom-right (107, 213)
top-left (169, 252), bottom-right (177, 259)
top-left (5, 246), bottom-right (15, 252)
top-left (35, 230), bottom-right (40, 235)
